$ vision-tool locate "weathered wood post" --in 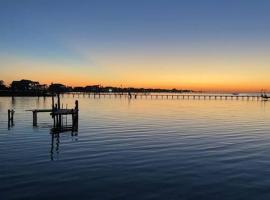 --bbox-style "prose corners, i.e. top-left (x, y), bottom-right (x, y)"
top-left (75, 100), bottom-right (79, 129)
top-left (51, 95), bottom-right (55, 128)
top-left (8, 109), bottom-right (11, 127)
top-left (57, 93), bottom-right (60, 109)
top-left (73, 100), bottom-right (79, 131)
top-left (57, 93), bottom-right (61, 127)
top-left (52, 95), bottom-right (55, 110)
